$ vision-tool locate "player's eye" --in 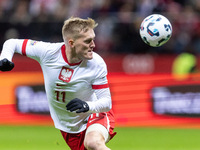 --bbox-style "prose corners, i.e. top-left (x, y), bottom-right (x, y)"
top-left (84, 38), bottom-right (94, 44)
top-left (85, 40), bottom-right (90, 44)
top-left (84, 40), bottom-right (91, 44)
